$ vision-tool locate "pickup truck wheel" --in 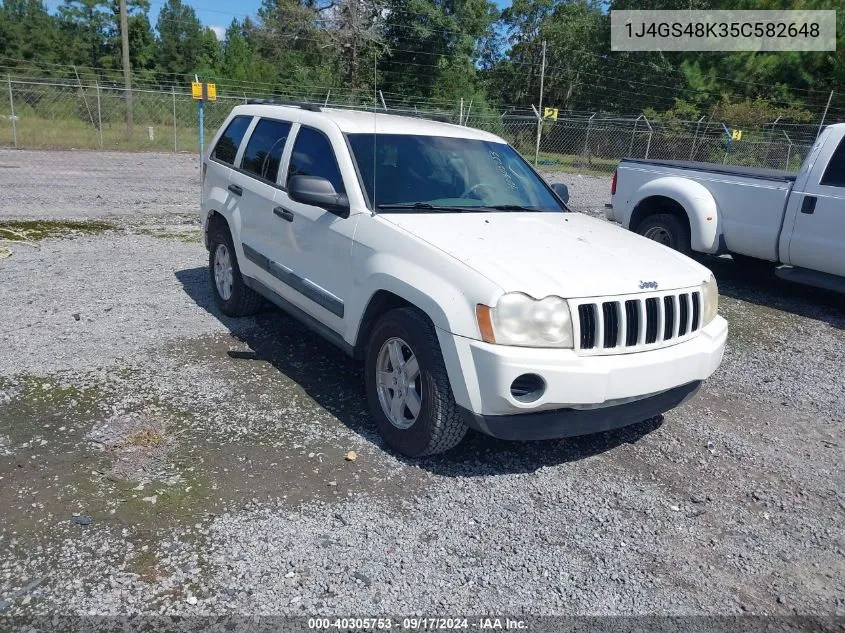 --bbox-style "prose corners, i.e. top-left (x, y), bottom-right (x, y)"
top-left (208, 224), bottom-right (263, 317)
top-left (365, 308), bottom-right (468, 457)
top-left (636, 214), bottom-right (691, 255)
